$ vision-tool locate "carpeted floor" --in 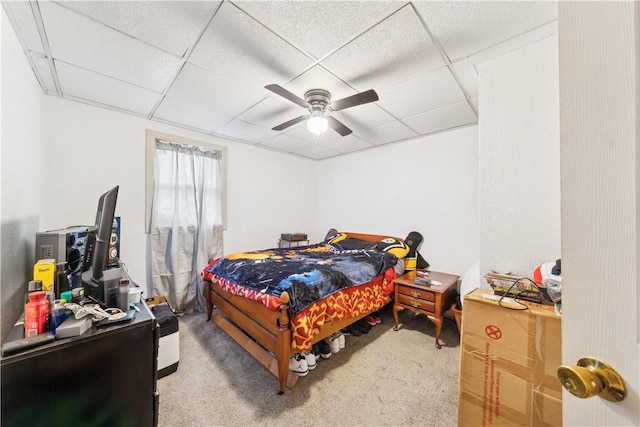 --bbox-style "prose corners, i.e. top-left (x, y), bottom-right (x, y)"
top-left (157, 304), bottom-right (460, 426)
